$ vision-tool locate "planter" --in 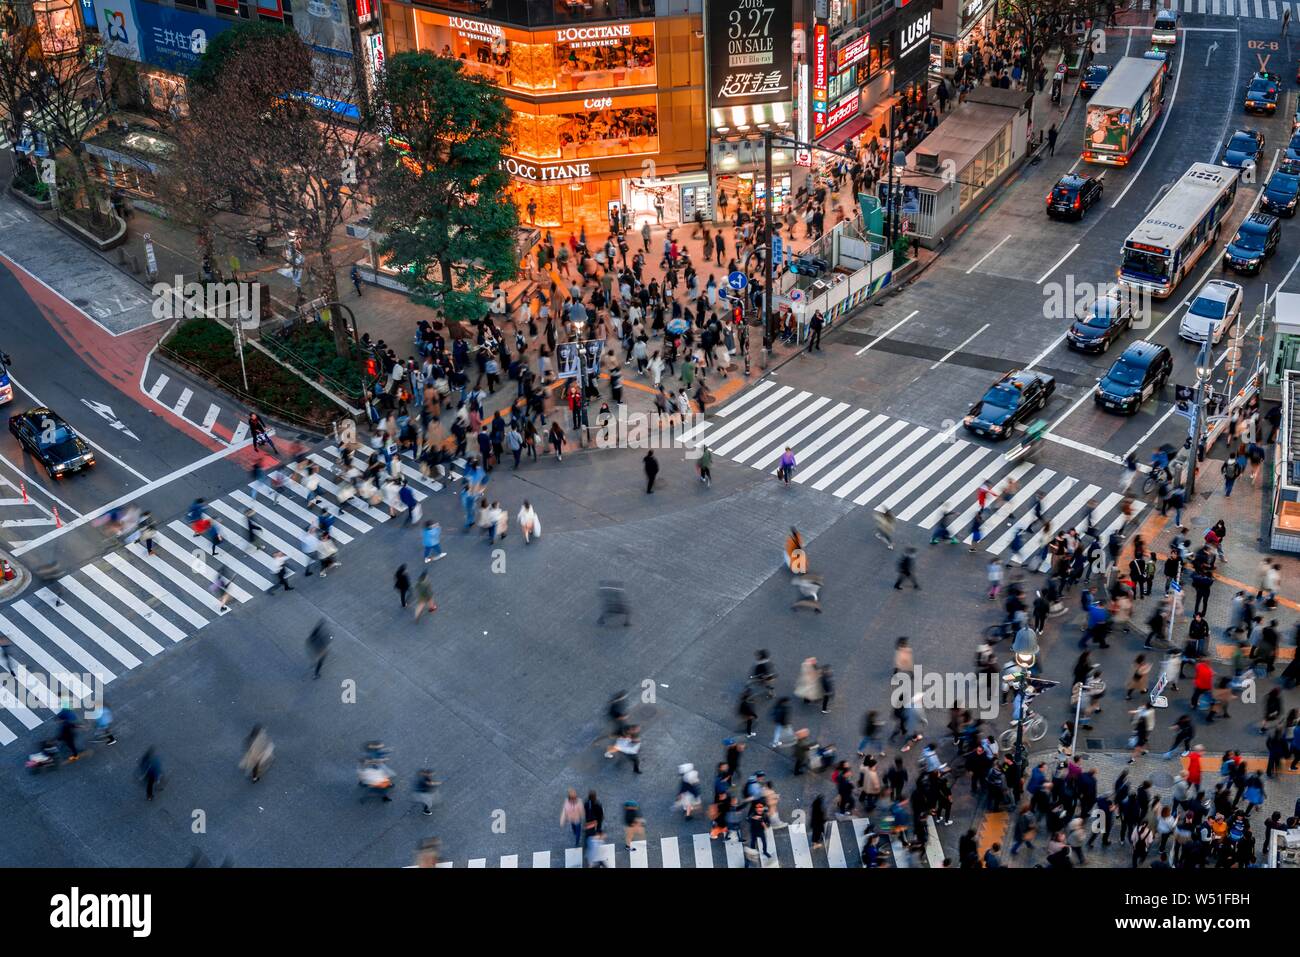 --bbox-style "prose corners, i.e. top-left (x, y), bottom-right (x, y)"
top-left (8, 177), bottom-right (52, 210)
top-left (56, 208), bottom-right (127, 251)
